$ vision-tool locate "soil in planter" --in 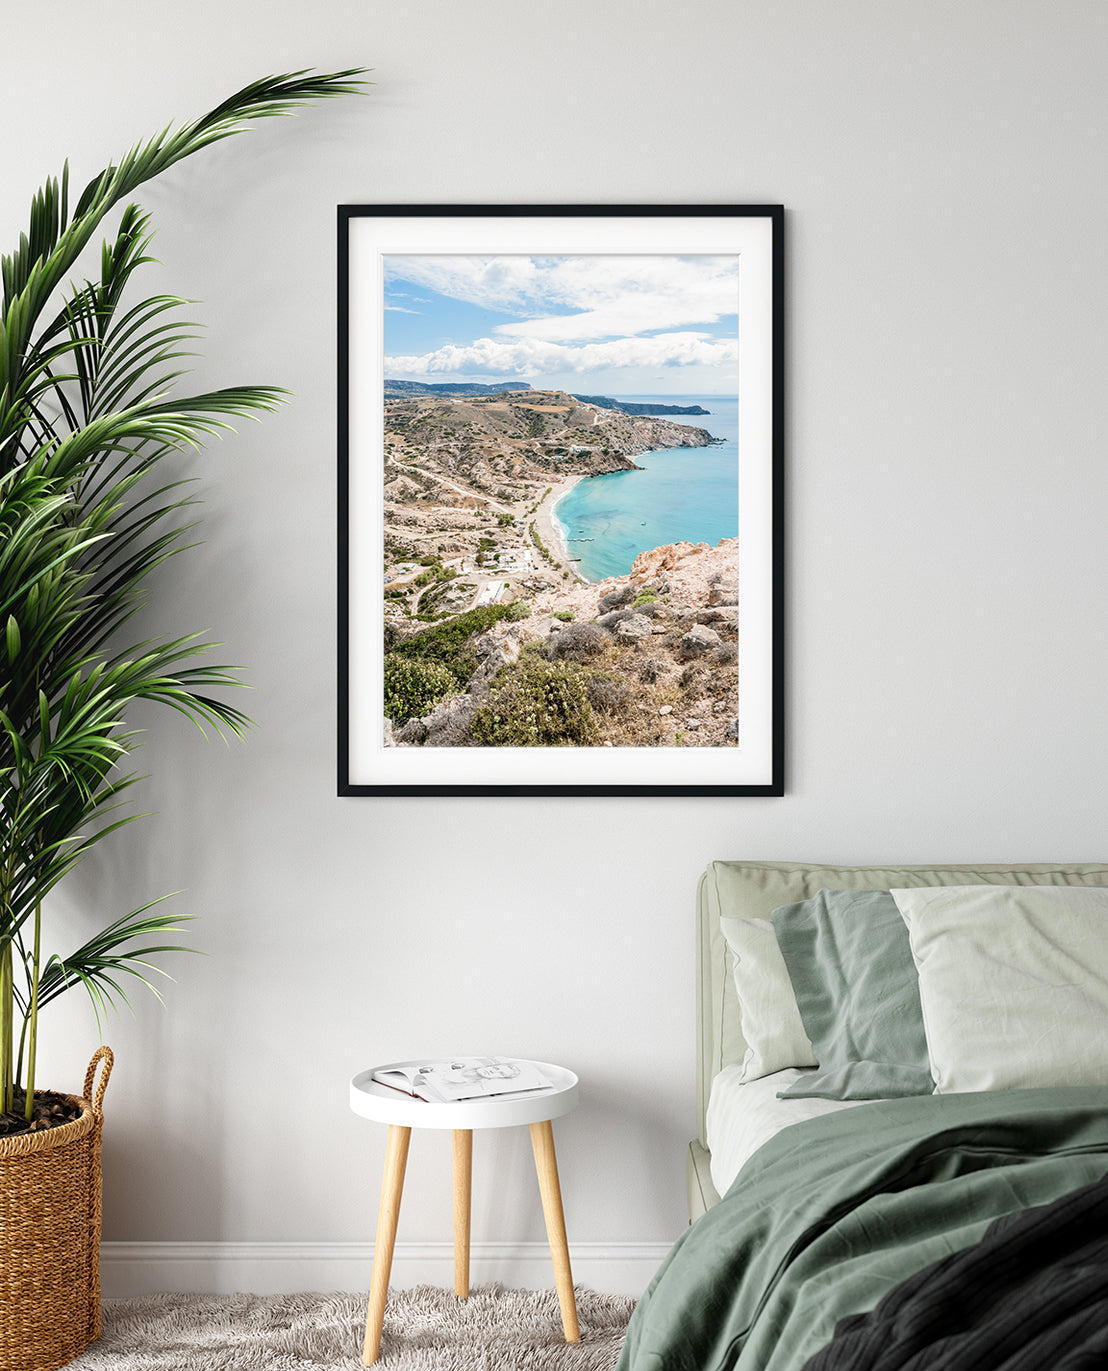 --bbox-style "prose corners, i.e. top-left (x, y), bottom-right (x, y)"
top-left (0, 1091), bottom-right (83, 1139)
